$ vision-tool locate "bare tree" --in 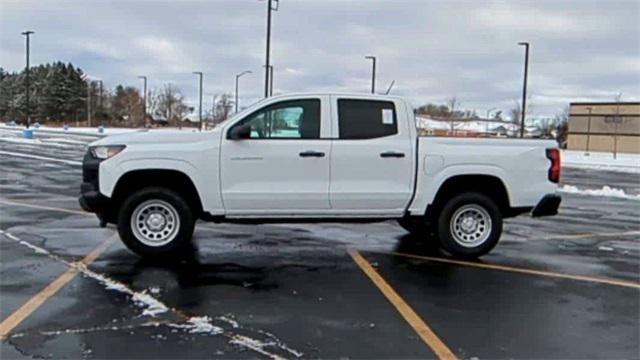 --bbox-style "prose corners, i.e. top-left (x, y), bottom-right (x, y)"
top-left (212, 93), bottom-right (234, 124)
top-left (553, 105), bottom-right (570, 148)
top-left (154, 84), bottom-right (189, 128)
